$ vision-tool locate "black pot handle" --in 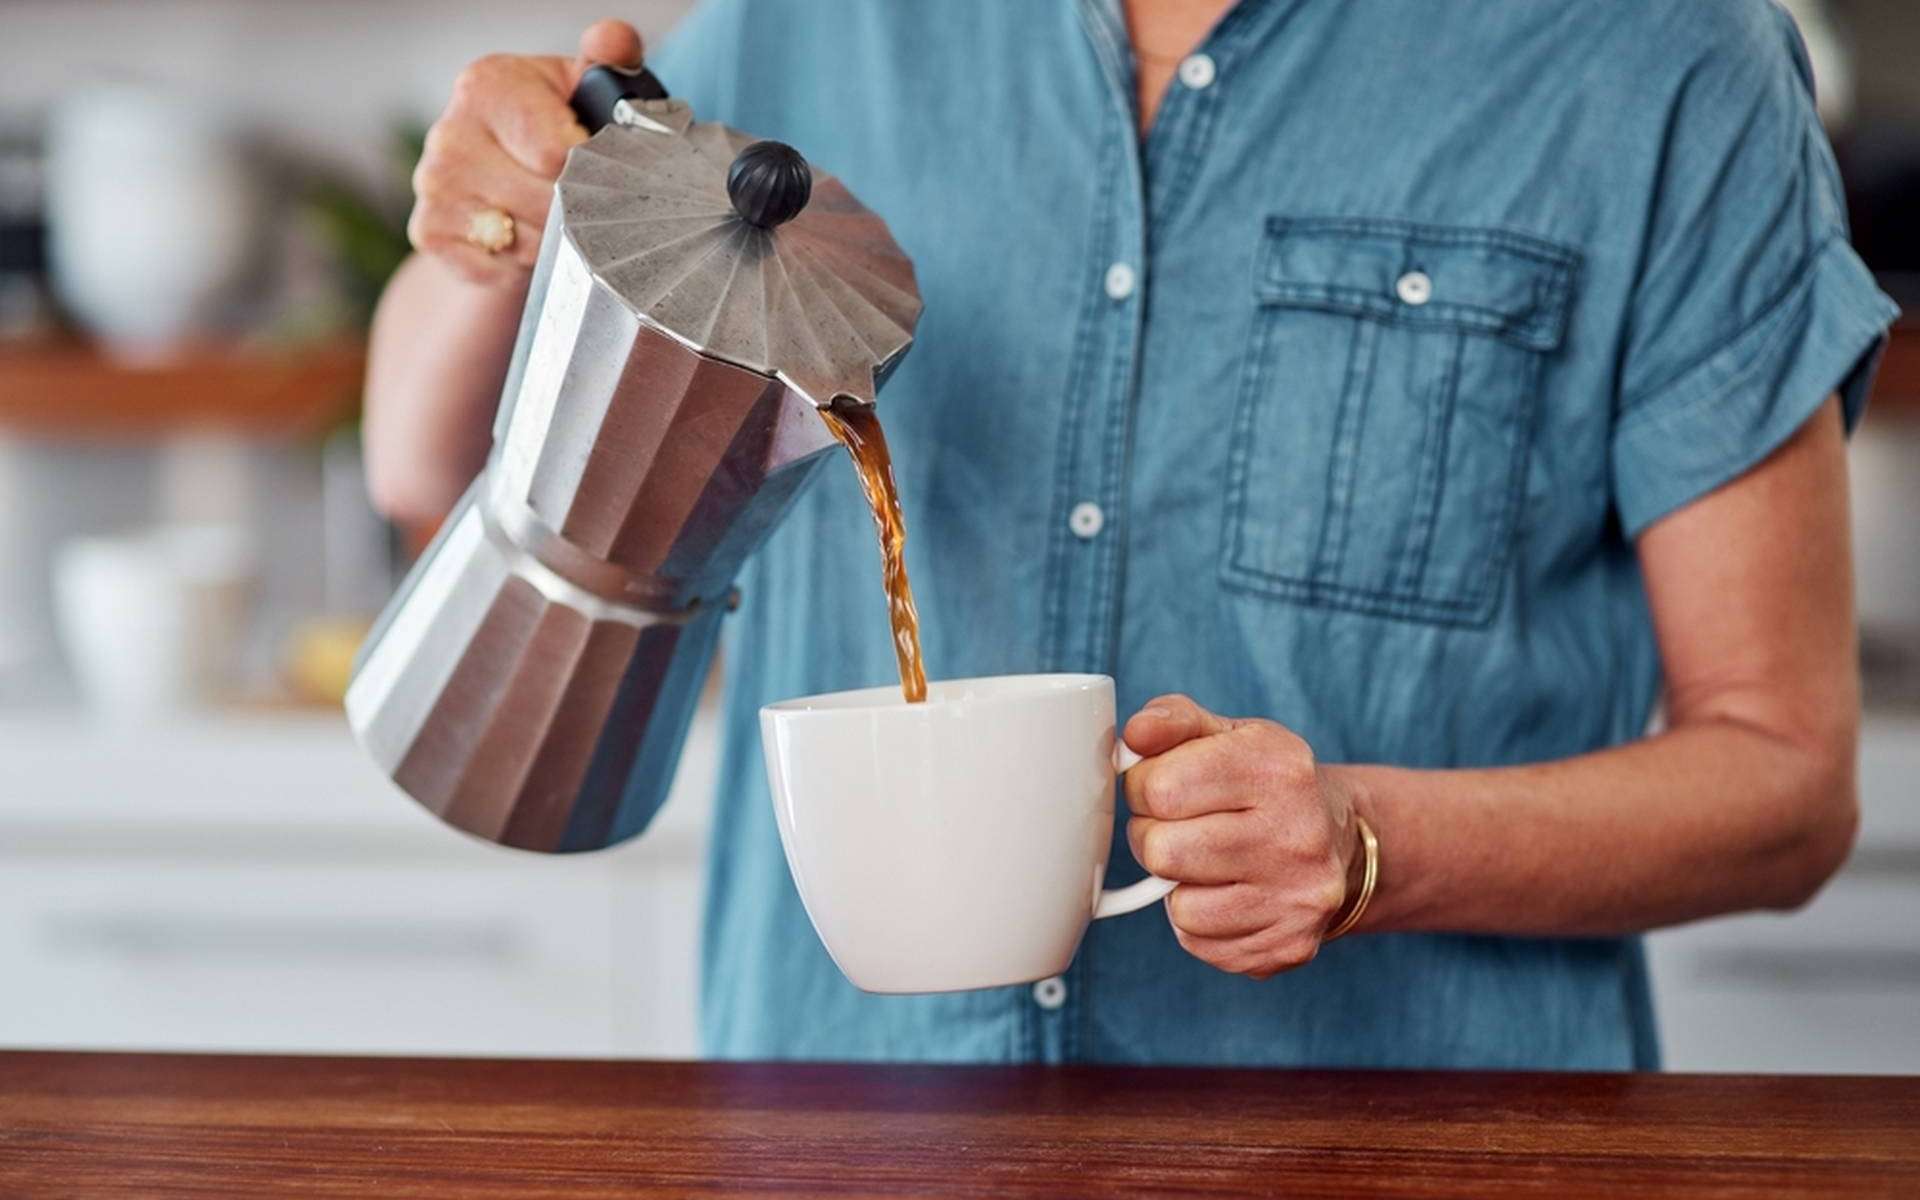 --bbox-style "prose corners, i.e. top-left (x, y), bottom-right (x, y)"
top-left (570, 64), bottom-right (670, 135)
